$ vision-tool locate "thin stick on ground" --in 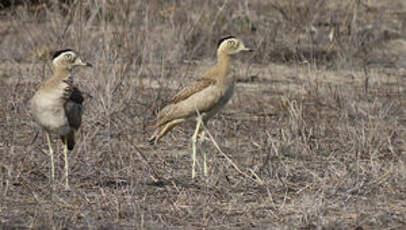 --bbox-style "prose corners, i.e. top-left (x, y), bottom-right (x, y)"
top-left (131, 143), bottom-right (162, 183)
top-left (202, 125), bottom-right (264, 185)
